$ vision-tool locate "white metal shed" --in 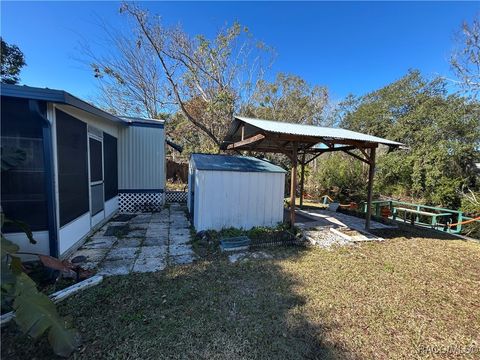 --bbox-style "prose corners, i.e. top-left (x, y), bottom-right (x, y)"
top-left (188, 154), bottom-right (286, 231)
